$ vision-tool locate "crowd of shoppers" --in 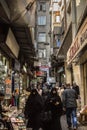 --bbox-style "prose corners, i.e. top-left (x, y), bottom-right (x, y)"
top-left (0, 81), bottom-right (80, 130)
top-left (23, 82), bottom-right (80, 130)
